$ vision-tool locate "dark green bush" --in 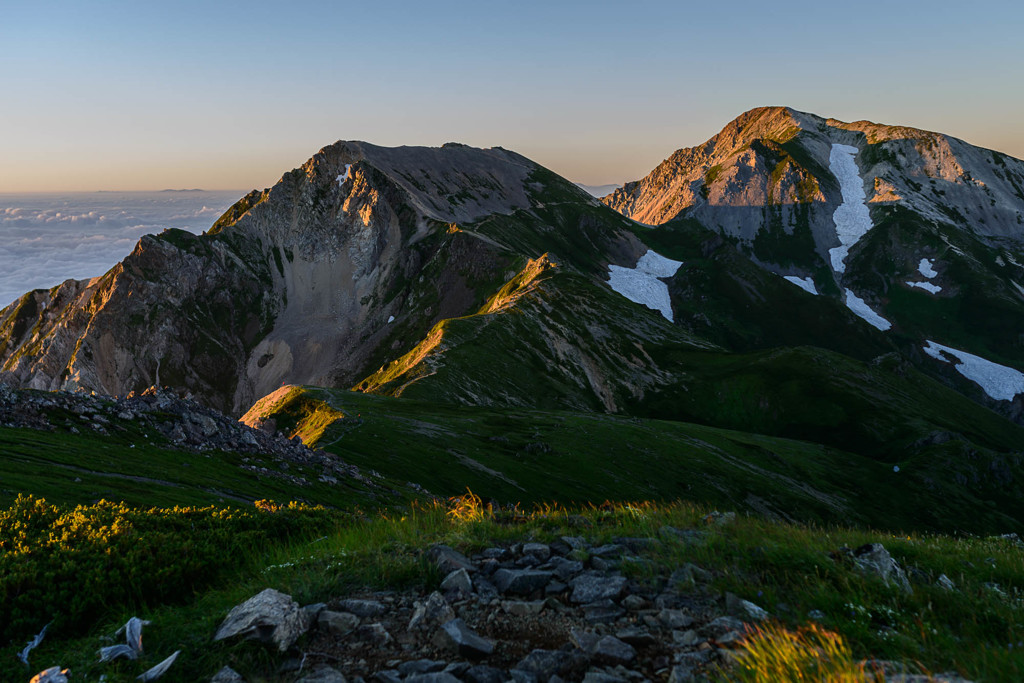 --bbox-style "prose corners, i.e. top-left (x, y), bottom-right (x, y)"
top-left (0, 494), bottom-right (336, 644)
